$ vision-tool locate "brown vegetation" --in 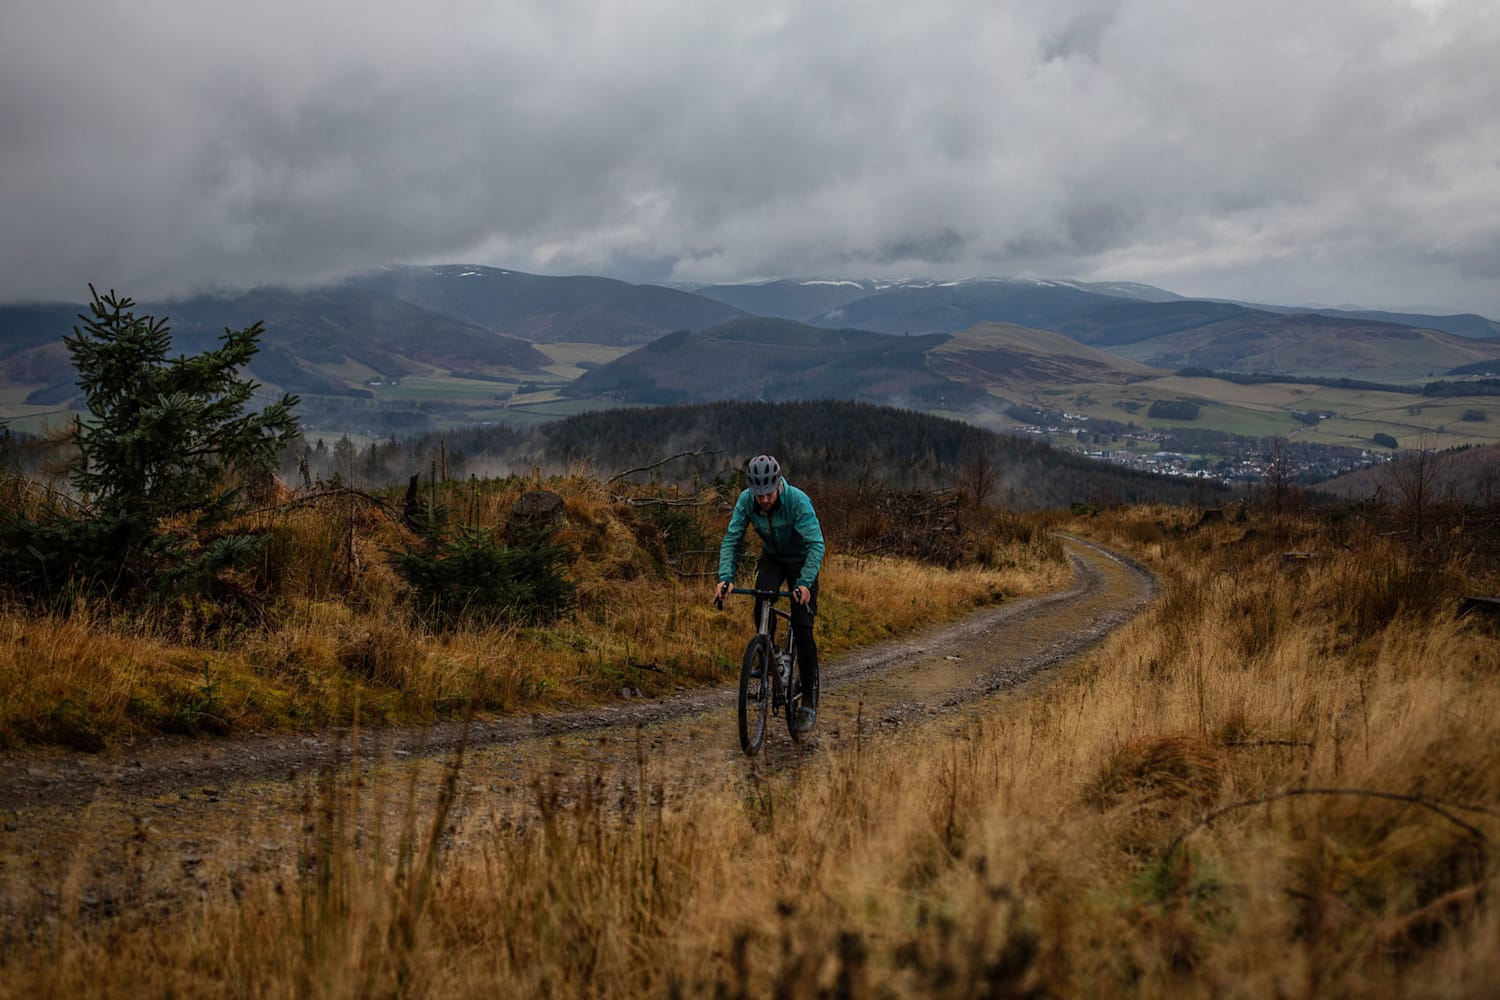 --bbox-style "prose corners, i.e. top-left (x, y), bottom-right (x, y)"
top-left (0, 473), bottom-right (1062, 750)
top-left (4, 496), bottom-right (1500, 996)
